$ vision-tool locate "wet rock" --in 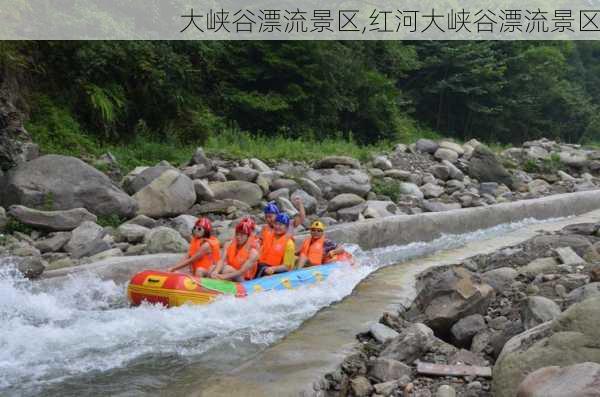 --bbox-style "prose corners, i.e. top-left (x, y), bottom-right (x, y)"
top-left (0, 256), bottom-right (44, 279)
top-left (193, 179), bottom-right (215, 202)
top-left (314, 156), bottom-right (361, 169)
top-left (133, 170), bottom-right (196, 218)
top-left (416, 139), bottom-right (439, 154)
top-left (381, 323), bottom-right (434, 363)
top-left (144, 227), bottom-right (188, 253)
top-left (64, 221), bottom-right (110, 259)
top-left (34, 232), bottom-right (71, 253)
top-left (450, 314), bottom-right (487, 347)
top-left (434, 148), bottom-right (459, 163)
top-left (369, 358), bottom-right (412, 383)
top-left (522, 296), bottom-right (561, 330)
top-left (1, 155), bottom-right (137, 218)
top-left (468, 145), bottom-right (515, 189)
top-left (8, 205), bottom-right (97, 231)
top-left (370, 322), bottom-right (400, 343)
top-left (350, 376), bottom-right (374, 397)
top-left (328, 193), bottom-right (365, 211)
top-left (210, 181), bottom-right (263, 206)
top-left (516, 362), bottom-right (600, 397)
